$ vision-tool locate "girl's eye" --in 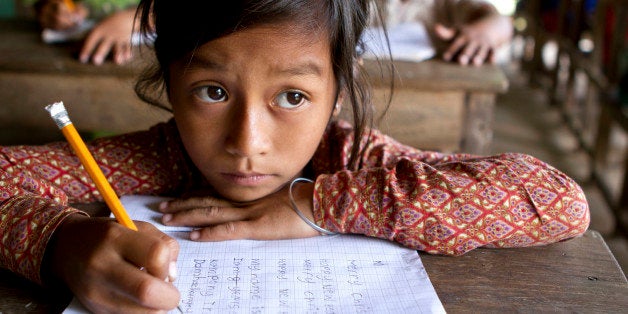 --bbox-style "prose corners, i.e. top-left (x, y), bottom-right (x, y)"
top-left (194, 86), bottom-right (228, 103)
top-left (276, 91), bottom-right (308, 109)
